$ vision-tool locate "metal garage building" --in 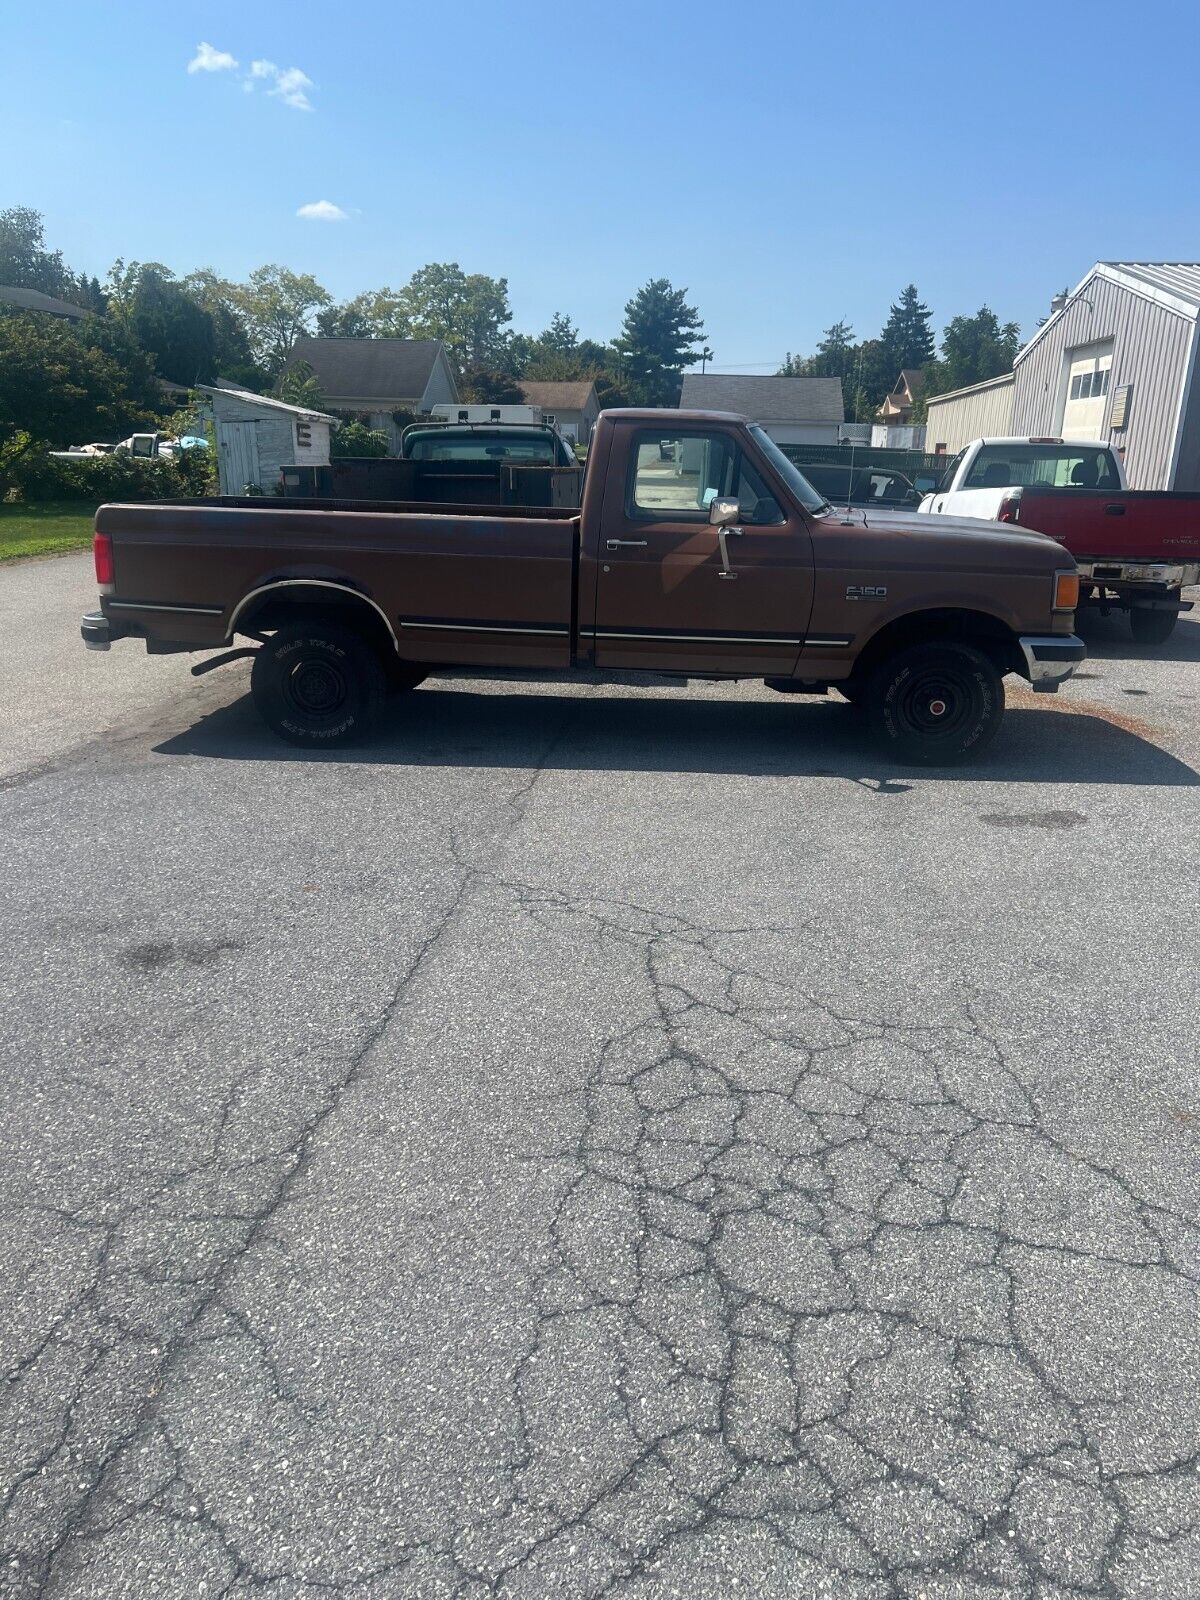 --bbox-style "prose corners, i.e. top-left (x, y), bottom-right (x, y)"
top-left (926, 263), bottom-right (1200, 489)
